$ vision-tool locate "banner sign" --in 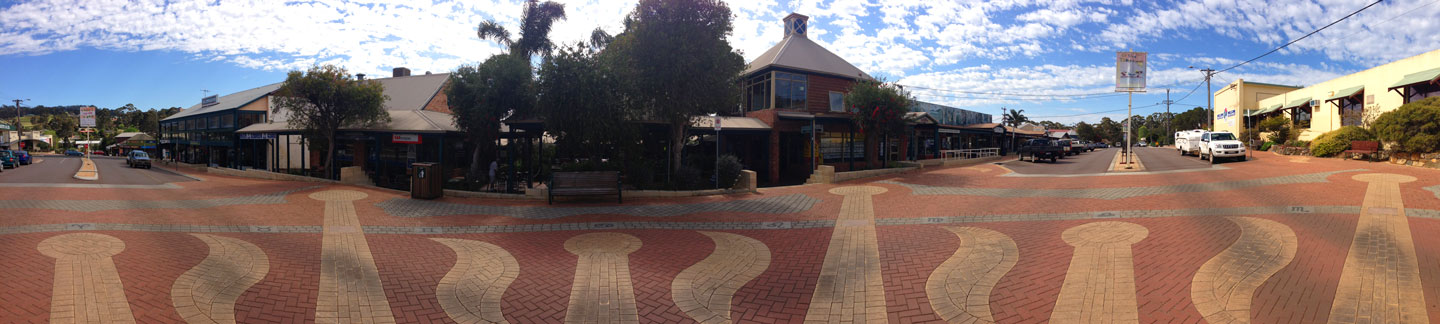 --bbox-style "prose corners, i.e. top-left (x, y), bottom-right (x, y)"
top-left (238, 133), bottom-right (276, 140)
top-left (1115, 52), bottom-right (1147, 92)
top-left (392, 133), bottom-right (421, 144)
top-left (80, 106), bottom-right (97, 127)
